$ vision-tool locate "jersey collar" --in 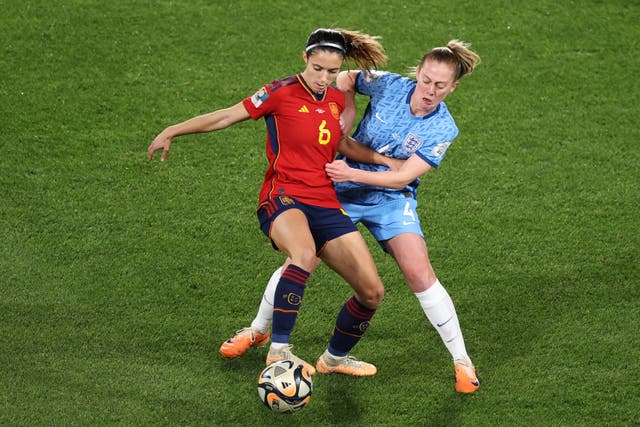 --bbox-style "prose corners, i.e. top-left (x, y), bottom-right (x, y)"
top-left (297, 73), bottom-right (326, 101)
